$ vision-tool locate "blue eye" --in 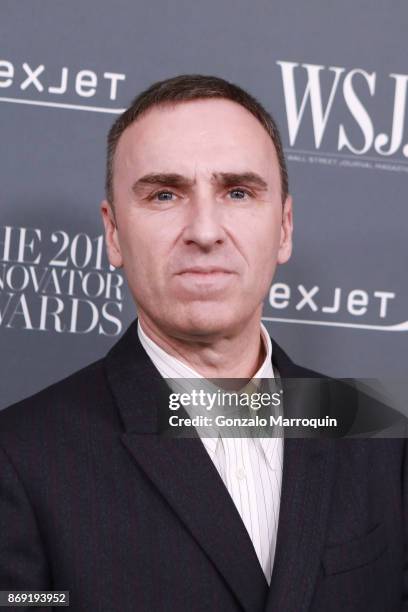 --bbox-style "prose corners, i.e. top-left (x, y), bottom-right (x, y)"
top-left (156, 191), bottom-right (175, 201)
top-left (229, 189), bottom-right (248, 200)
